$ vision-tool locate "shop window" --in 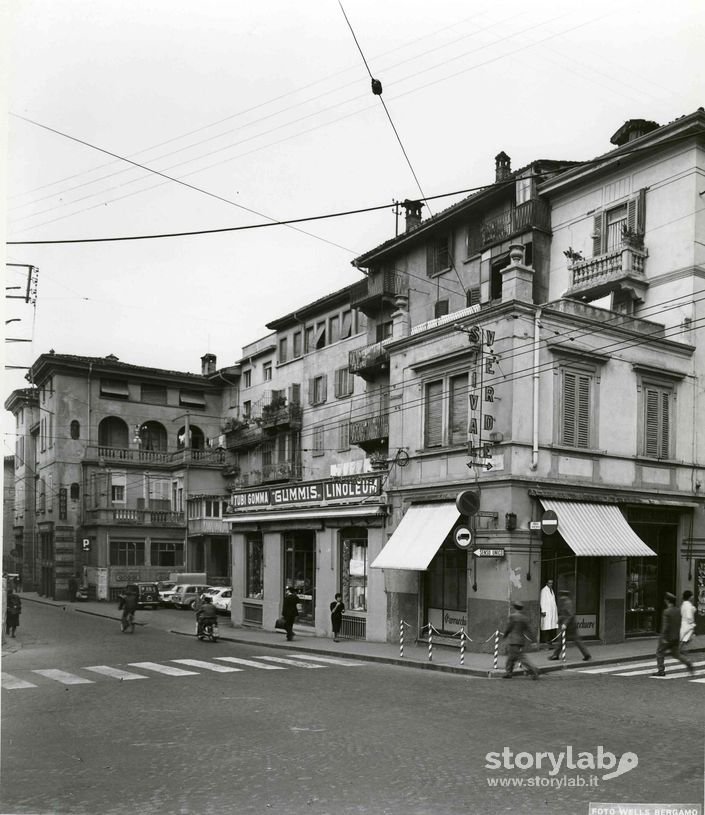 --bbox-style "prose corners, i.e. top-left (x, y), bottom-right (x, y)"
top-left (109, 541), bottom-right (145, 566)
top-left (340, 531), bottom-right (368, 612)
top-left (70, 420), bottom-right (80, 440)
top-left (246, 535), bottom-right (264, 599)
top-left (151, 541), bottom-right (183, 567)
top-left (283, 532), bottom-right (316, 624)
top-left (425, 539), bottom-right (467, 634)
